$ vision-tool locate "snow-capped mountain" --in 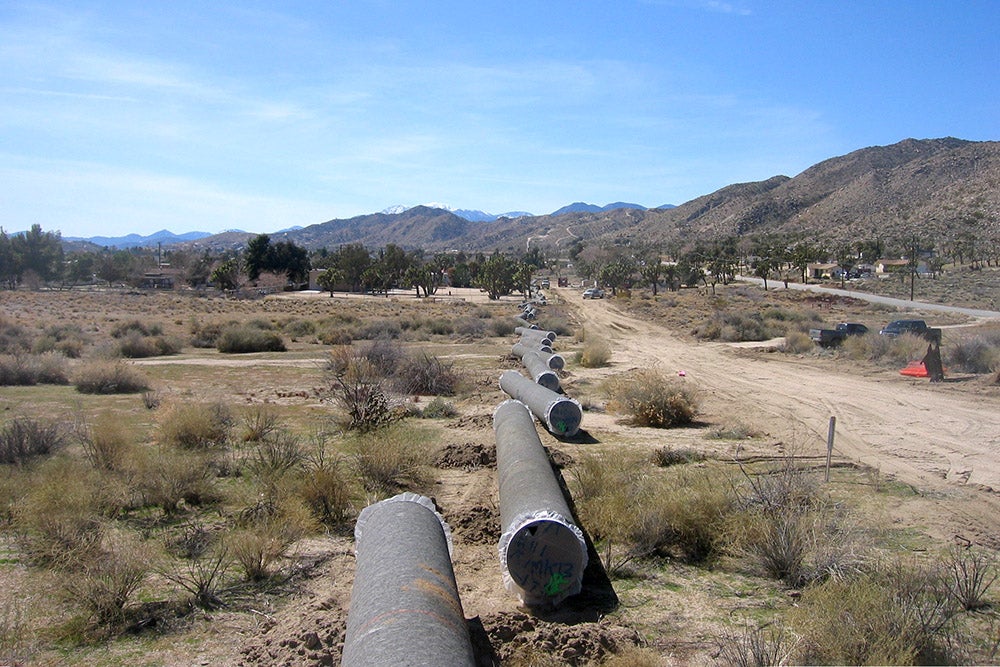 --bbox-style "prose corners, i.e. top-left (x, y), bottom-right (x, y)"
top-left (381, 203), bottom-right (532, 222)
